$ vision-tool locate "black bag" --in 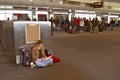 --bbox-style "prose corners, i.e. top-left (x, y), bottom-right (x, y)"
top-left (99, 27), bottom-right (103, 32)
top-left (20, 48), bottom-right (32, 66)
